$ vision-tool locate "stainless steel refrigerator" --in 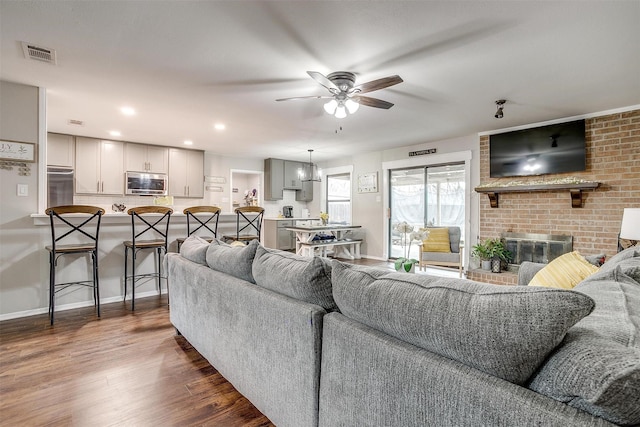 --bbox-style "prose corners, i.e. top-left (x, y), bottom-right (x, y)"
top-left (47, 167), bottom-right (74, 207)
